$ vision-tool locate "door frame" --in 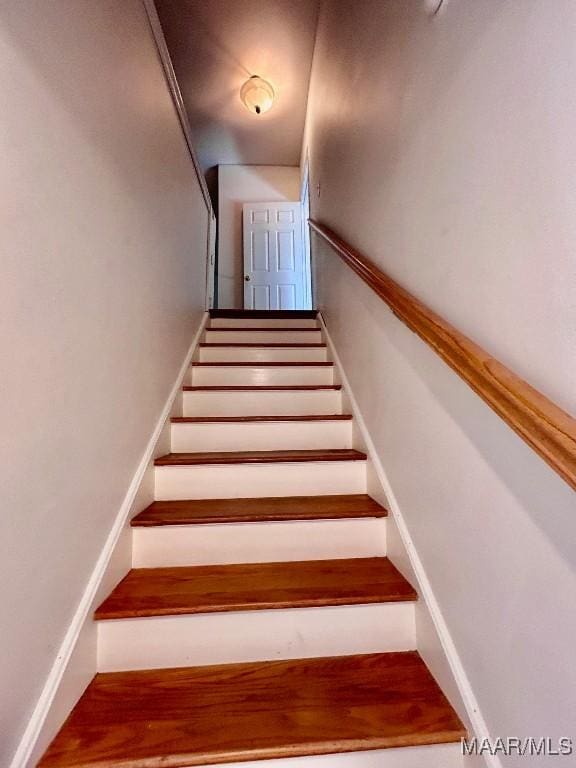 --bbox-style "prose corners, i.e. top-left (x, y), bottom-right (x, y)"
top-left (205, 210), bottom-right (216, 309)
top-left (300, 157), bottom-right (313, 310)
top-left (242, 202), bottom-right (307, 310)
